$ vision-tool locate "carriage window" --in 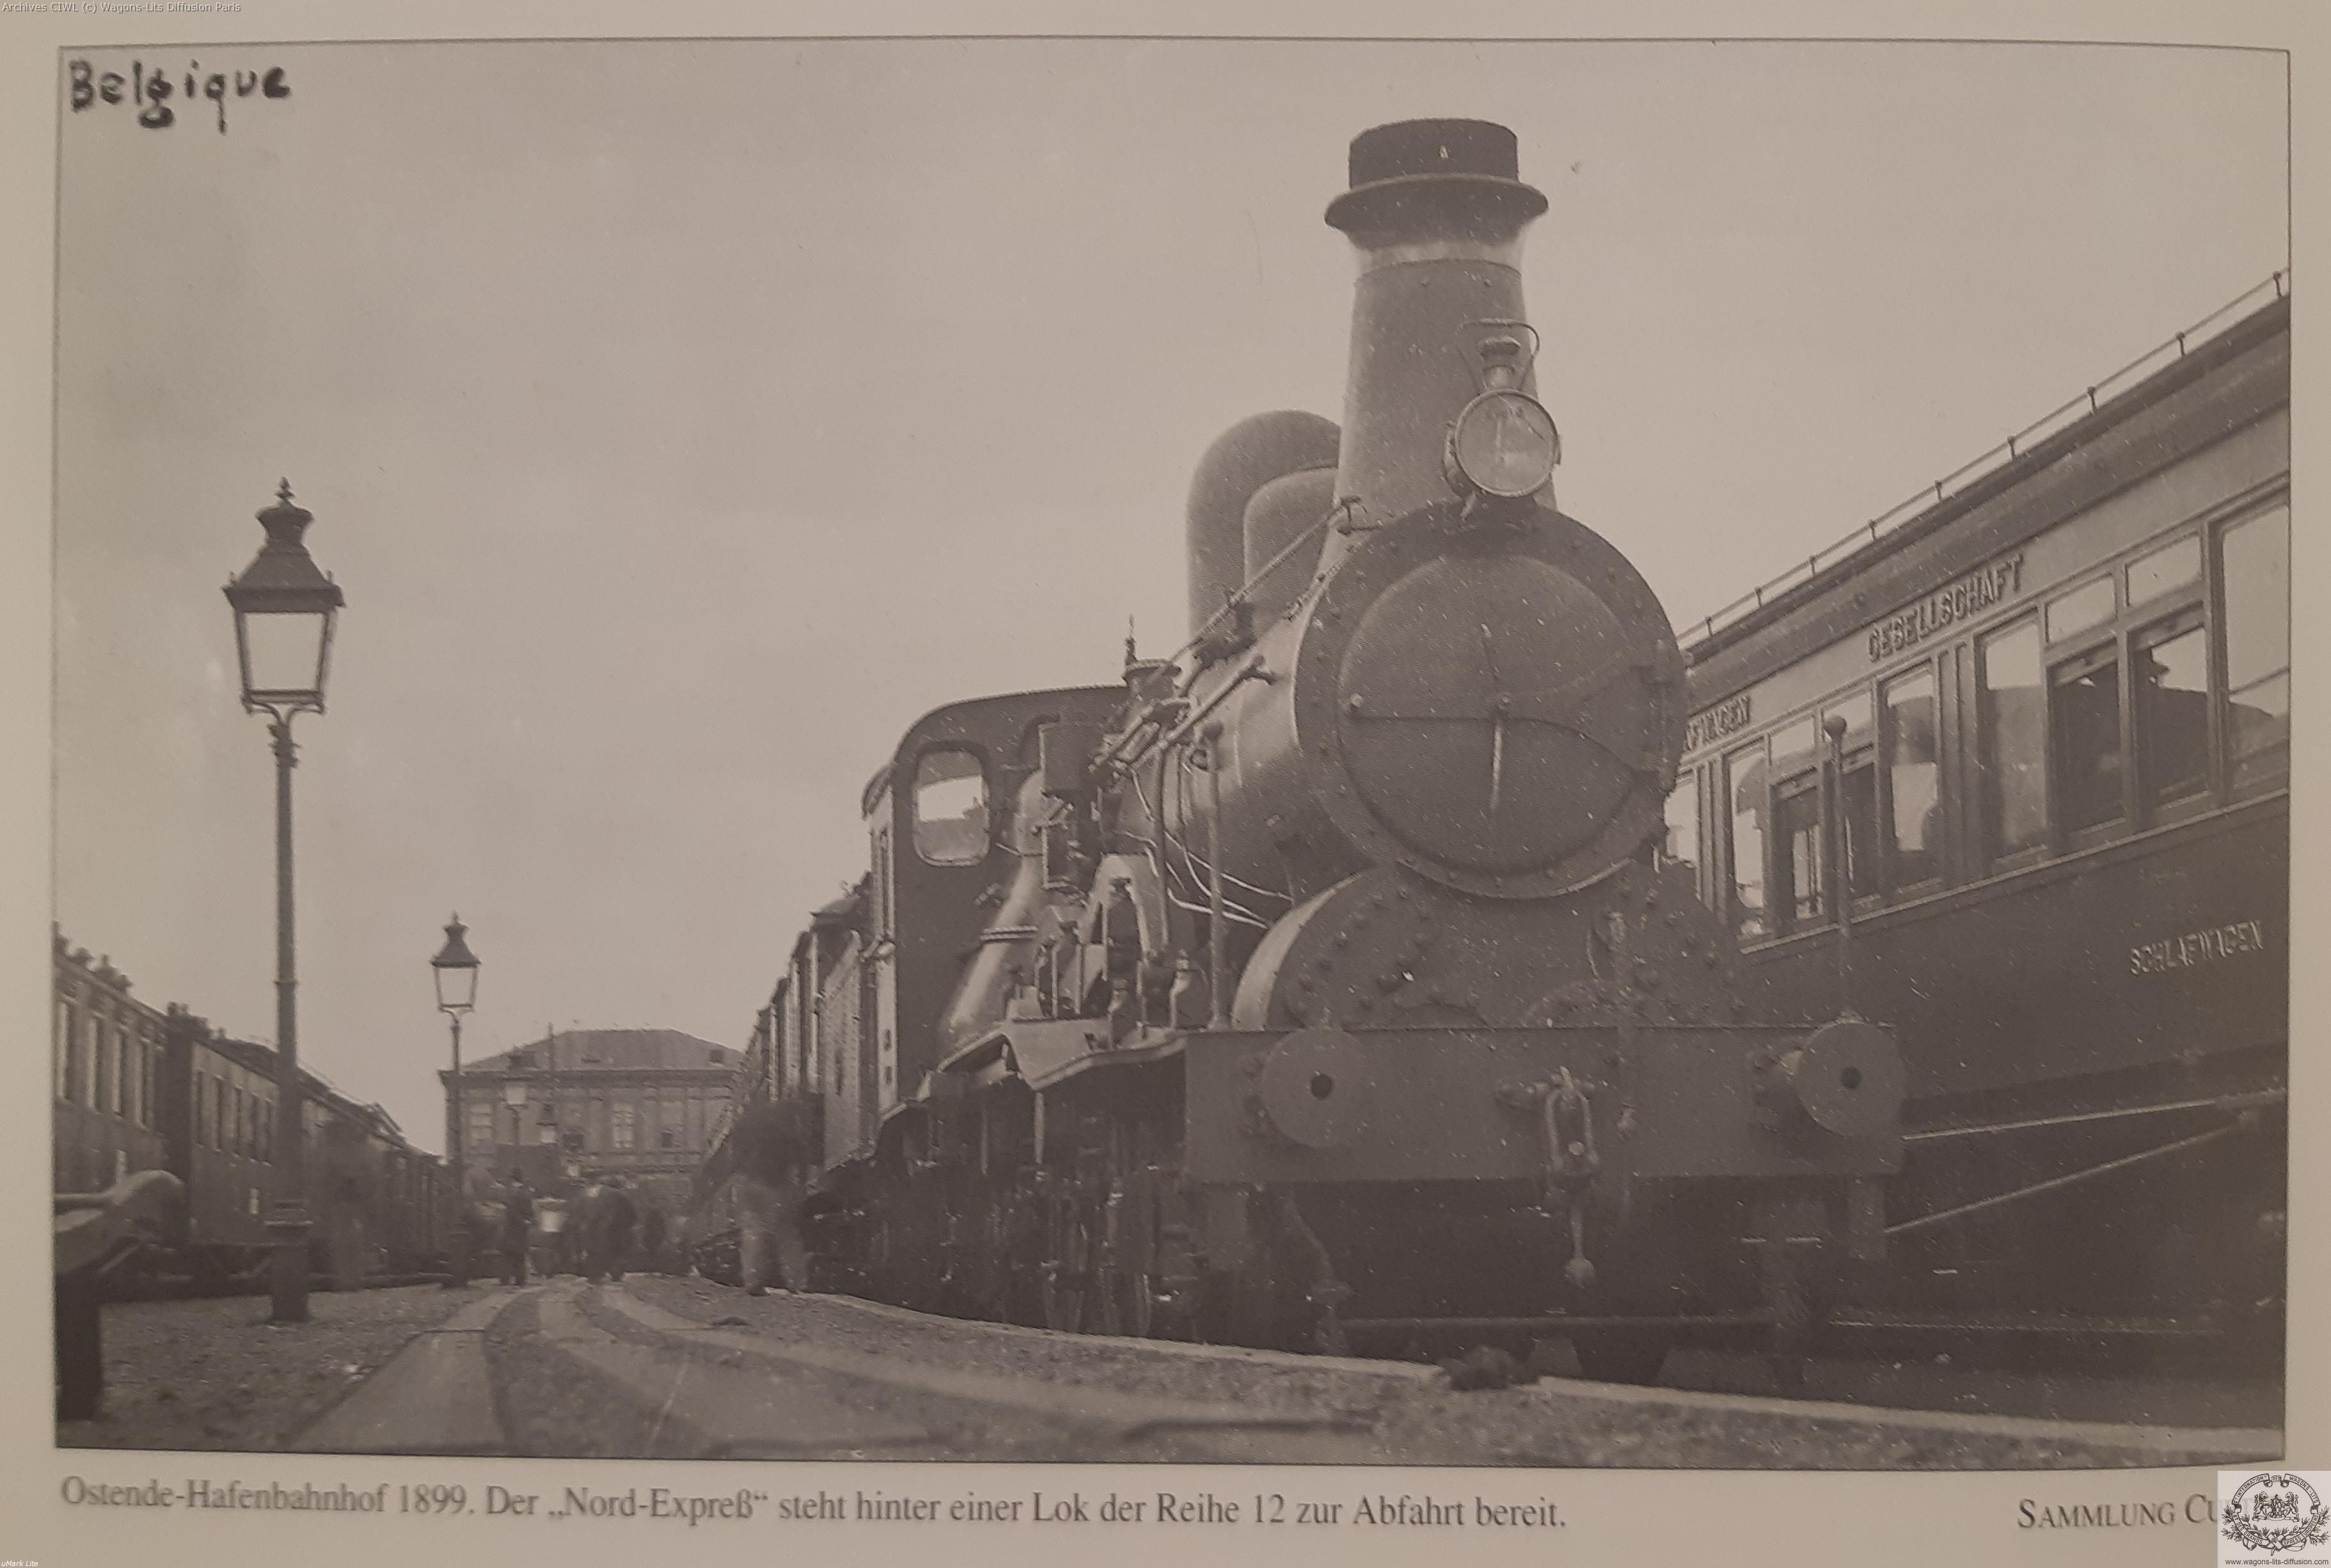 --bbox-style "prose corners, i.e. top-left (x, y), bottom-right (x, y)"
top-left (1770, 716), bottom-right (1818, 781)
top-left (2134, 612), bottom-right (2209, 809)
top-left (2128, 535), bottom-right (2201, 606)
top-left (1659, 772), bottom-right (1699, 890)
top-left (1773, 774), bottom-right (1824, 927)
top-left (1822, 694), bottom-right (1878, 900)
top-left (1825, 691), bottom-right (1873, 744)
top-left (1726, 742), bottom-right (1767, 940)
top-left (1979, 621), bottom-right (2047, 856)
top-left (2222, 505), bottom-right (2289, 772)
top-left (1837, 752), bottom-right (1877, 898)
top-left (1881, 668), bottom-right (1940, 887)
top-left (1767, 719), bottom-right (1822, 927)
top-left (913, 749), bottom-right (990, 865)
top-left (2046, 577), bottom-right (2115, 644)
top-left (2051, 643), bottom-right (2123, 833)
